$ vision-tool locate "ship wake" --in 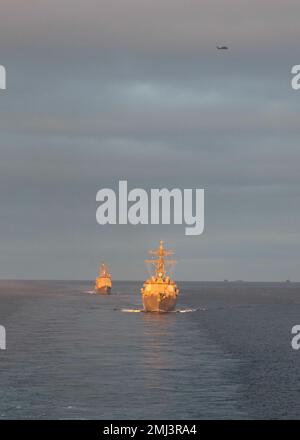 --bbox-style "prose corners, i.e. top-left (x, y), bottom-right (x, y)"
top-left (121, 308), bottom-right (203, 313)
